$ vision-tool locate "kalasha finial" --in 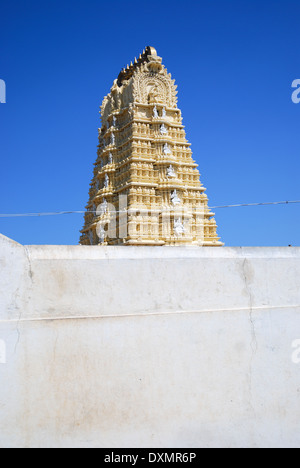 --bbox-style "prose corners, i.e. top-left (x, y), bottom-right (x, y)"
top-left (145, 46), bottom-right (157, 56)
